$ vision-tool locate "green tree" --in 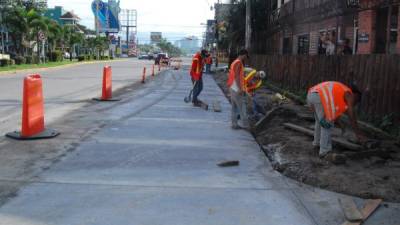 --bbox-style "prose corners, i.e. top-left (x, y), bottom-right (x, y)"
top-left (157, 38), bottom-right (182, 57)
top-left (27, 9), bottom-right (47, 62)
top-left (45, 18), bottom-right (61, 53)
top-left (3, 6), bottom-right (29, 55)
